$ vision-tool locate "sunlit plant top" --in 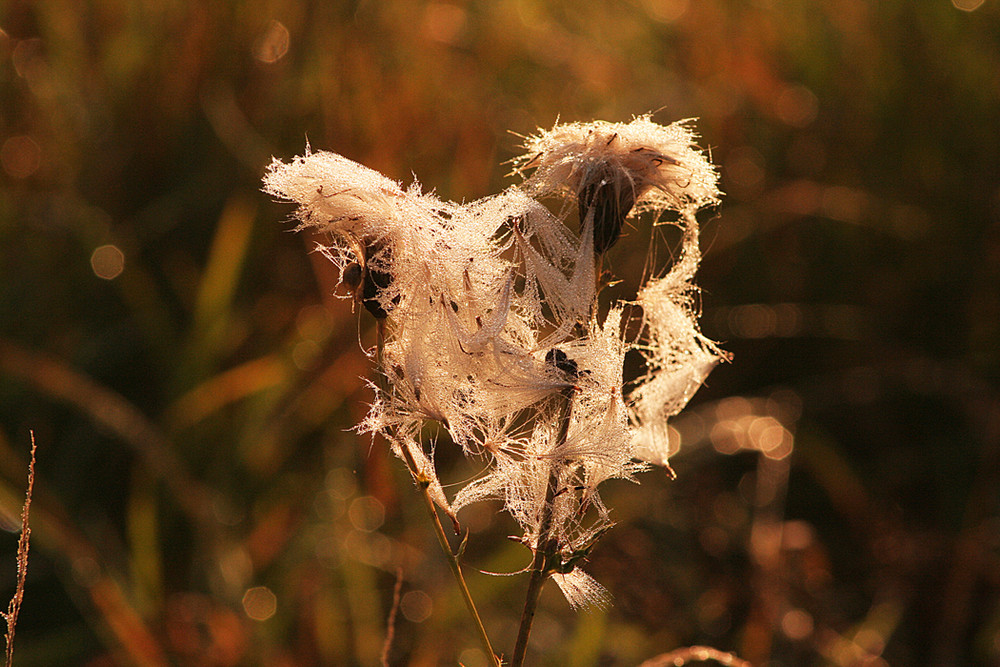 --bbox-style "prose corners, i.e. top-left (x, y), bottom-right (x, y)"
top-left (264, 115), bottom-right (726, 611)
